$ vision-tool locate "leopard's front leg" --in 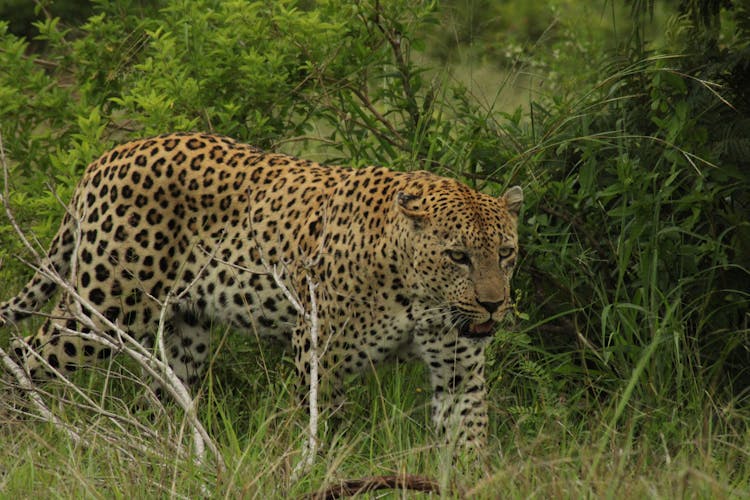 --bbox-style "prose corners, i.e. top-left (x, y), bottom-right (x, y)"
top-left (414, 332), bottom-right (489, 449)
